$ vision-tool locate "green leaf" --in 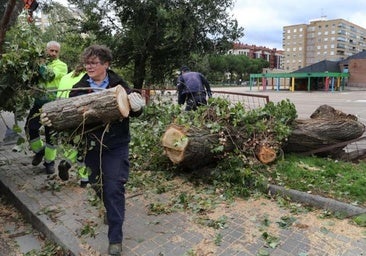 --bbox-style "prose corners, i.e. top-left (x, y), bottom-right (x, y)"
top-left (353, 213), bottom-right (366, 227)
